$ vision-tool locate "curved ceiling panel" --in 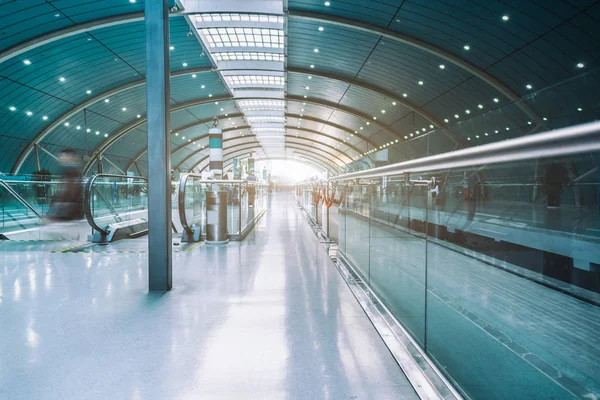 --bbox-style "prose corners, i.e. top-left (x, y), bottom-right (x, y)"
top-left (1, 1), bottom-right (599, 177)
